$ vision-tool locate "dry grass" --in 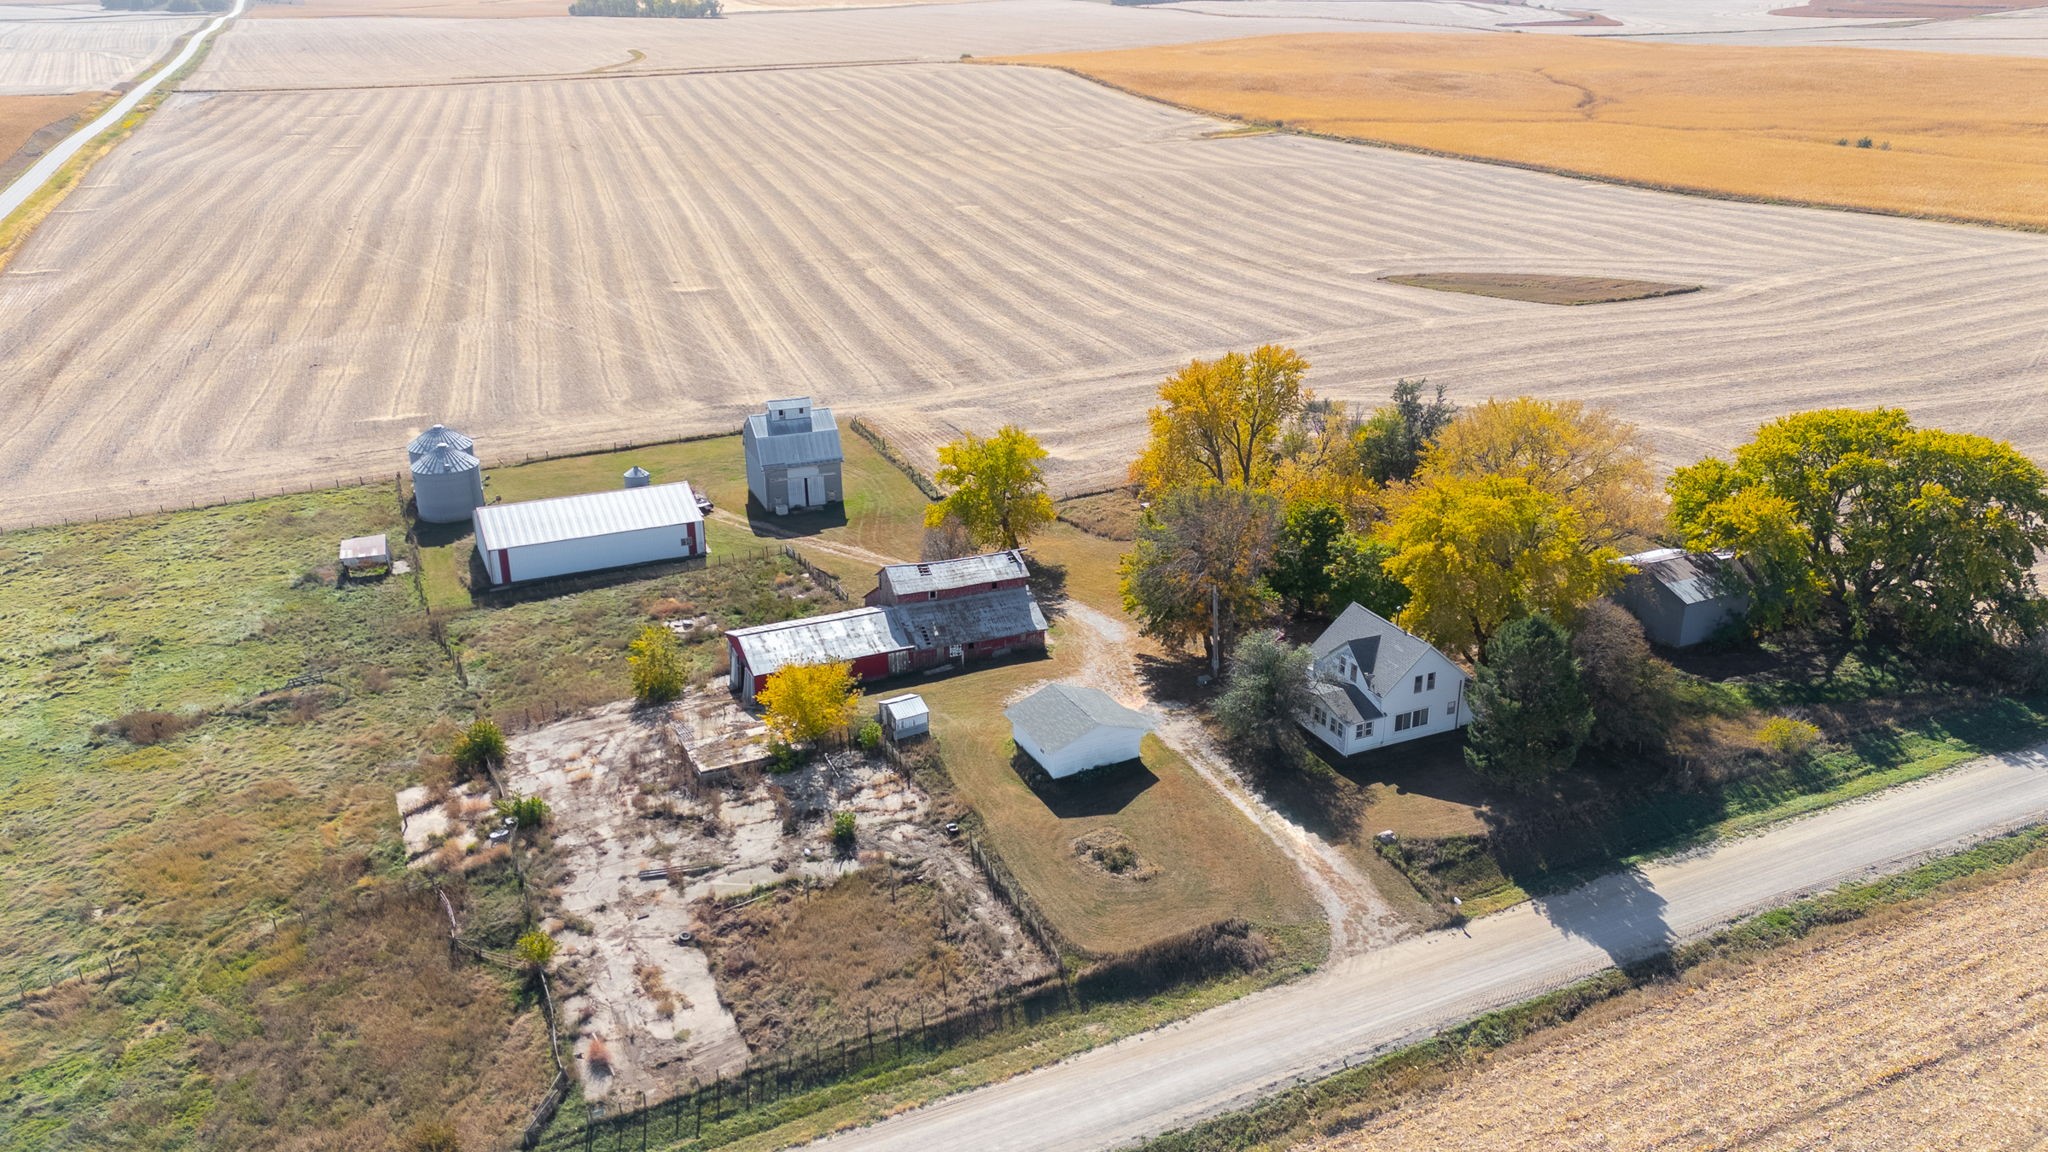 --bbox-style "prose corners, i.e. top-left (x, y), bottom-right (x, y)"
top-left (1382, 273), bottom-right (1701, 306)
top-left (1023, 32), bottom-right (2048, 229)
top-left (0, 91), bottom-right (98, 169)
top-left (1055, 488), bottom-right (1143, 542)
top-left (1307, 863), bottom-right (2048, 1151)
